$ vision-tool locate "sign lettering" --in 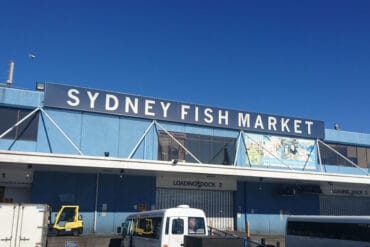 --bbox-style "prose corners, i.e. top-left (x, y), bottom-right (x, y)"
top-left (44, 83), bottom-right (325, 138)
